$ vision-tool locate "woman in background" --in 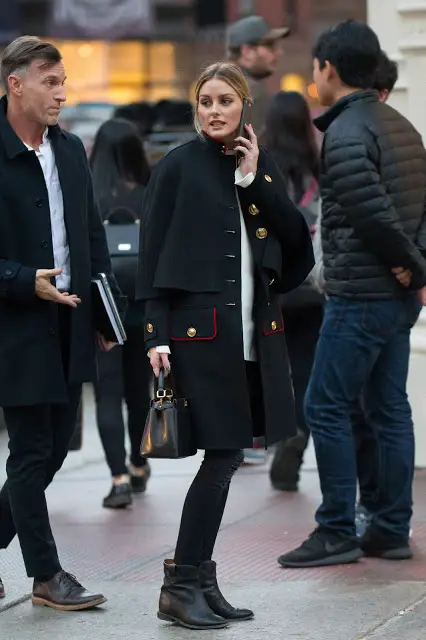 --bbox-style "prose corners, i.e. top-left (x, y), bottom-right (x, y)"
top-left (262, 91), bottom-right (324, 492)
top-left (89, 118), bottom-right (152, 509)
